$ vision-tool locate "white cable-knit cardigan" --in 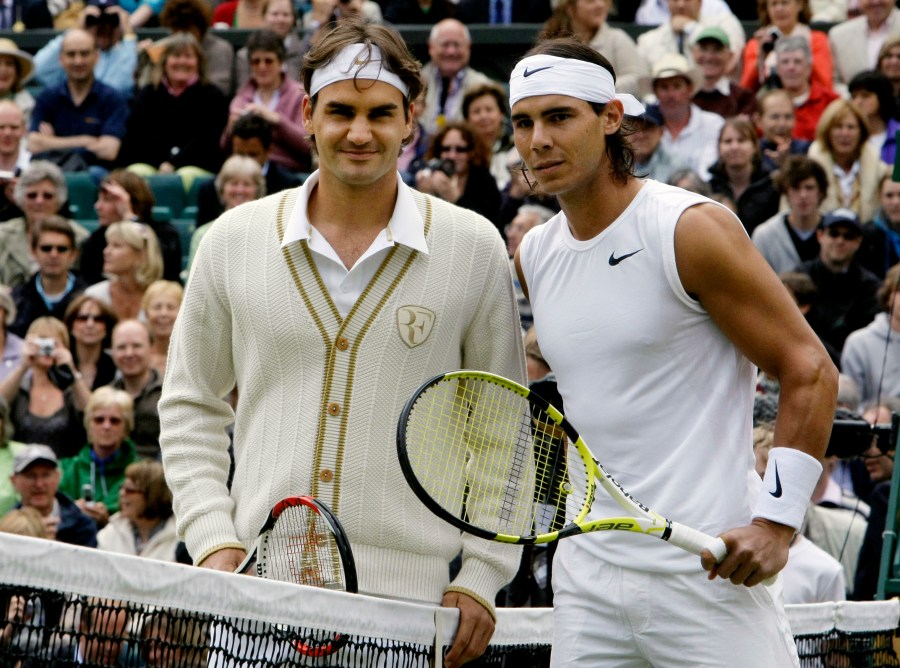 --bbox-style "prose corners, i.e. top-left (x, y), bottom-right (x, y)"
top-left (160, 185), bottom-right (527, 610)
